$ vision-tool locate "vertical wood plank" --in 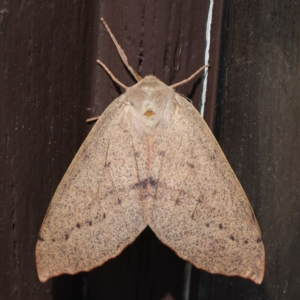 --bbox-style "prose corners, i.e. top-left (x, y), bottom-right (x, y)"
top-left (209, 0), bottom-right (300, 299)
top-left (1, 1), bottom-right (98, 299)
